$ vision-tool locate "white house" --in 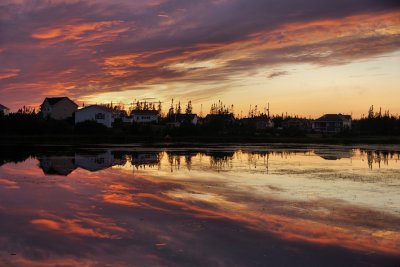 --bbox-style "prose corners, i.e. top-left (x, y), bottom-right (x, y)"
top-left (131, 110), bottom-right (160, 123)
top-left (0, 104), bottom-right (10, 115)
top-left (41, 97), bottom-right (78, 120)
top-left (75, 105), bottom-right (115, 128)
